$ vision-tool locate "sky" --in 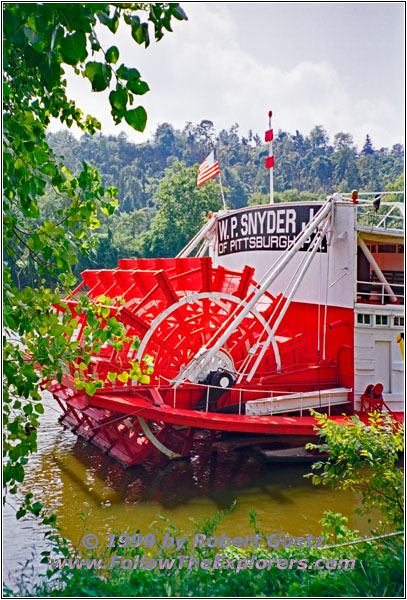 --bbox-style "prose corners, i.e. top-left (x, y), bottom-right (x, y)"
top-left (50, 1), bottom-right (405, 150)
